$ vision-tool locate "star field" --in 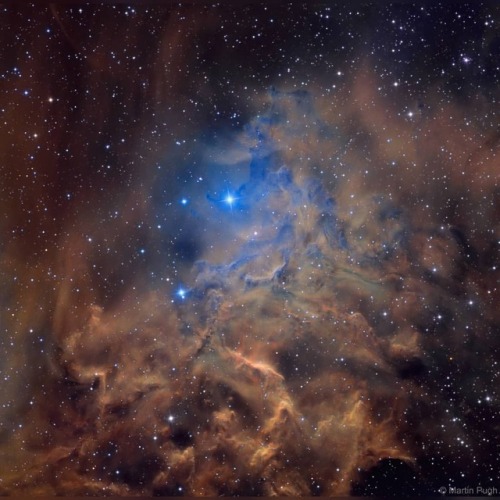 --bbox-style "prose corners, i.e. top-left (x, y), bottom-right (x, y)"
top-left (0, 1), bottom-right (499, 497)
